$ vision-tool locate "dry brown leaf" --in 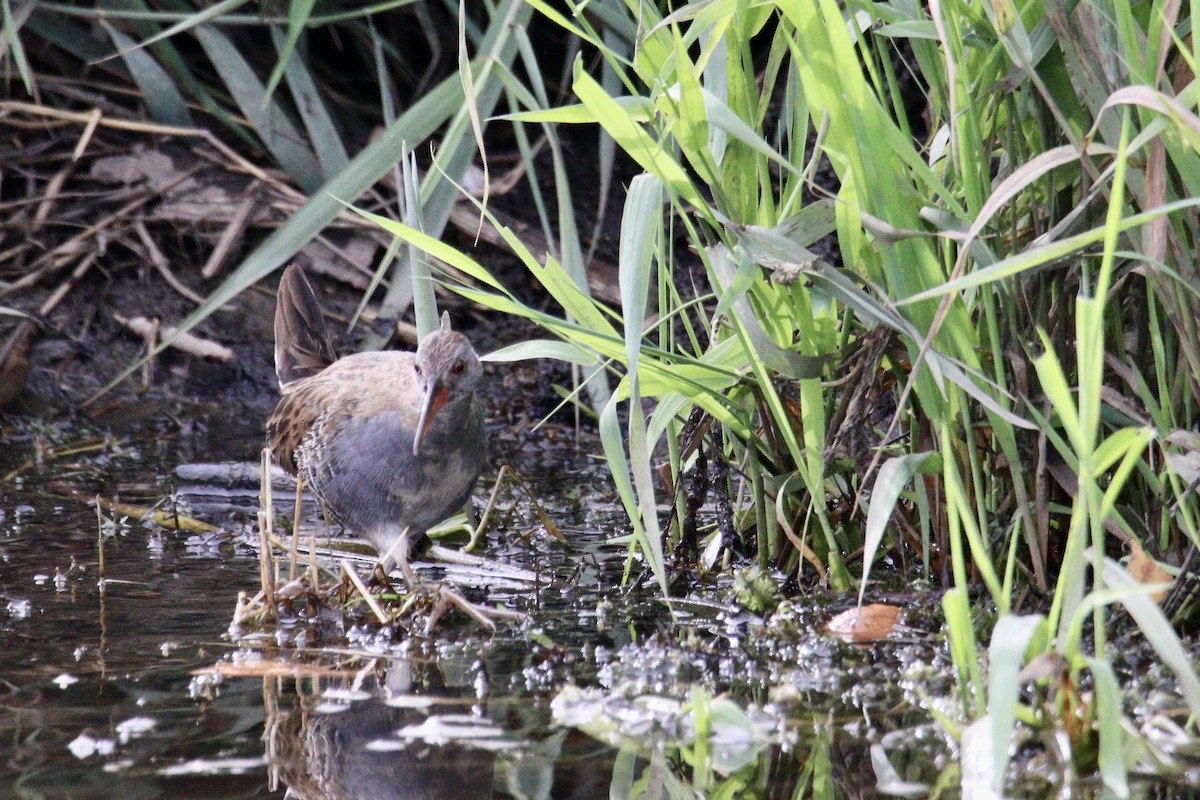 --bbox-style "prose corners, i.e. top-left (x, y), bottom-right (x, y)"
top-left (1166, 449), bottom-right (1200, 484)
top-left (825, 603), bottom-right (901, 642)
top-left (1017, 651), bottom-right (1067, 683)
top-left (1128, 540), bottom-right (1172, 603)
